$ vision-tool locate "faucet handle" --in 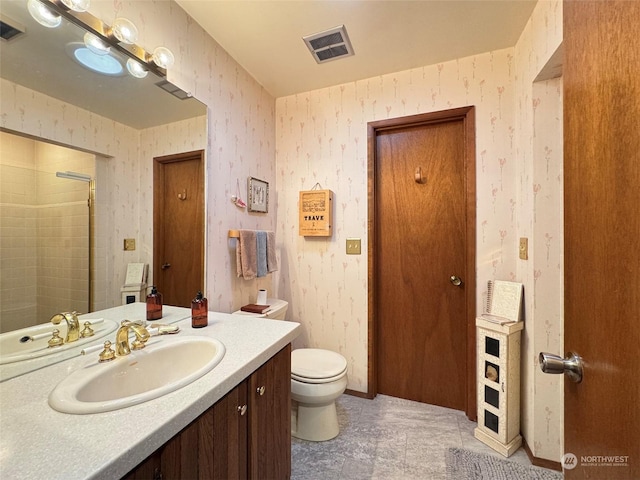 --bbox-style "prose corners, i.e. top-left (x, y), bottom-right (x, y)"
top-left (80, 321), bottom-right (95, 338)
top-left (99, 341), bottom-right (116, 363)
top-left (48, 329), bottom-right (64, 348)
